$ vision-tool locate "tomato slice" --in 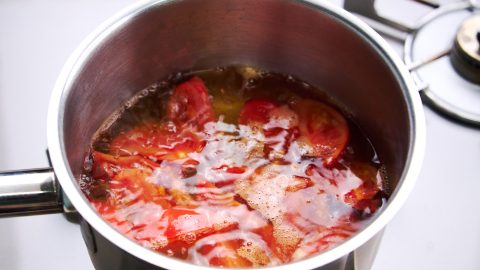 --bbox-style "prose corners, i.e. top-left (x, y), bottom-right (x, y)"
top-left (167, 76), bottom-right (216, 129)
top-left (89, 151), bottom-right (170, 207)
top-left (239, 98), bottom-right (300, 160)
top-left (238, 98), bottom-right (279, 125)
top-left (92, 150), bottom-right (159, 171)
top-left (209, 253), bottom-right (253, 268)
top-left (194, 233), bottom-right (273, 267)
top-left (109, 122), bottom-right (204, 161)
top-left (343, 162), bottom-right (384, 214)
top-left (163, 208), bottom-right (238, 240)
top-left (194, 236), bottom-right (253, 267)
top-left (156, 208), bottom-right (239, 259)
top-left (291, 99), bottom-right (349, 165)
top-left (291, 222), bottom-right (357, 260)
top-left (214, 165), bottom-right (246, 174)
top-left (161, 208), bottom-right (209, 240)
